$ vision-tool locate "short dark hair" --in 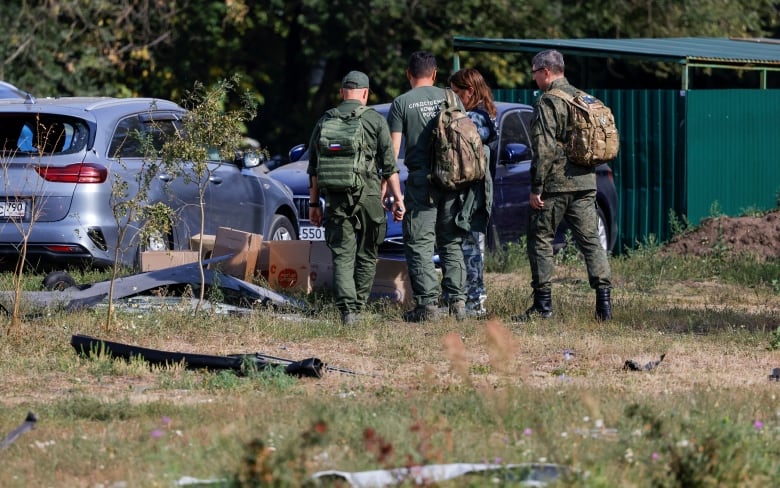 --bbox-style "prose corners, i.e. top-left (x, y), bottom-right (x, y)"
top-left (407, 51), bottom-right (437, 78)
top-left (532, 49), bottom-right (565, 74)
